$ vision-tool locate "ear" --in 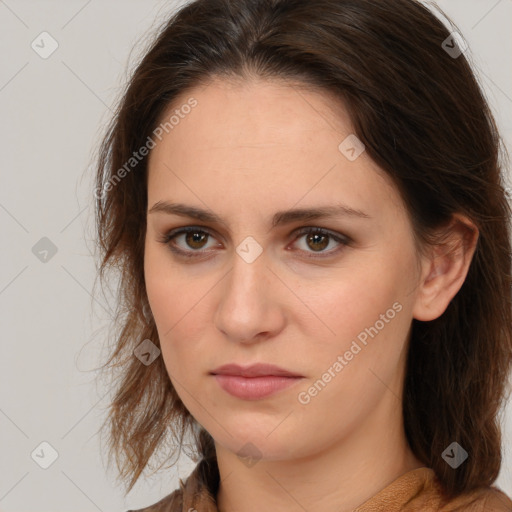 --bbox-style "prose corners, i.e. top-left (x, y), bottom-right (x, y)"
top-left (412, 213), bottom-right (479, 322)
